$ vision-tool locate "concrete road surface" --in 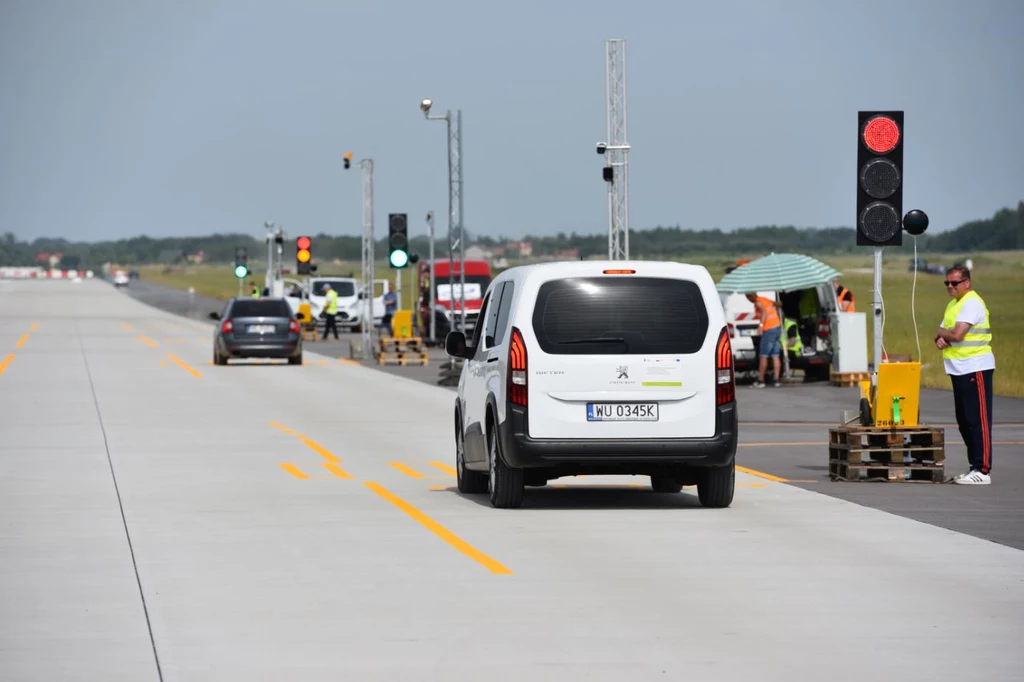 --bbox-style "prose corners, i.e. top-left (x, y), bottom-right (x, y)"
top-left (3, 277), bottom-right (1023, 682)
